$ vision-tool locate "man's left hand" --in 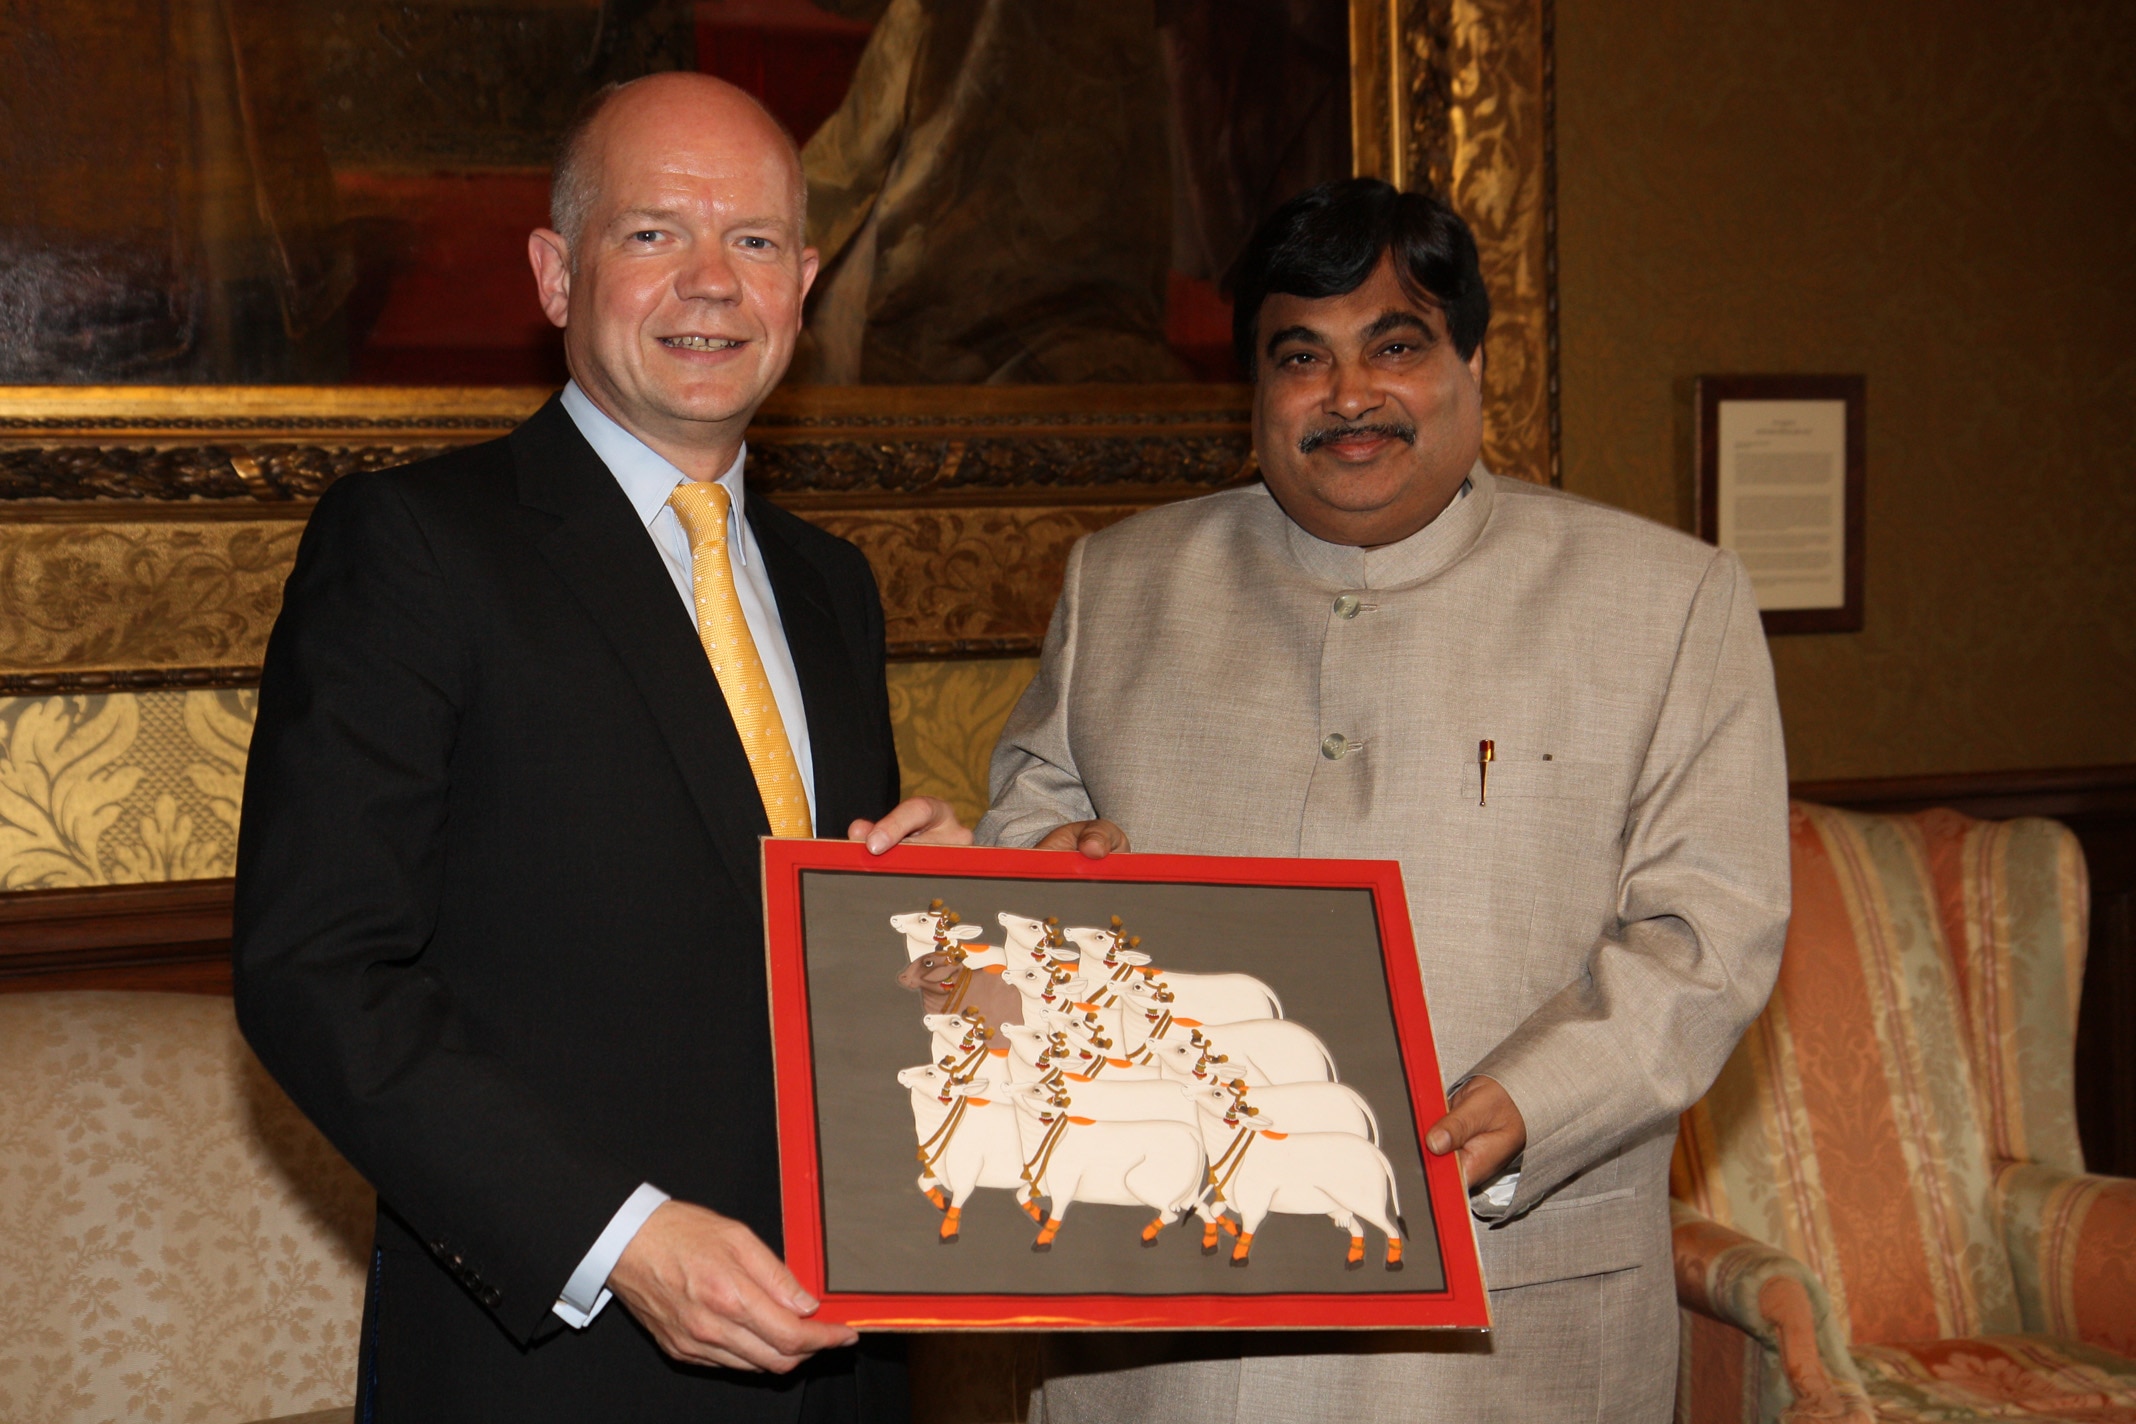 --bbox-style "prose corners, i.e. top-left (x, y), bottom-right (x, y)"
top-left (848, 796), bottom-right (974, 854)
top-left (1425, 1074), bottom-right (1527, 1188)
